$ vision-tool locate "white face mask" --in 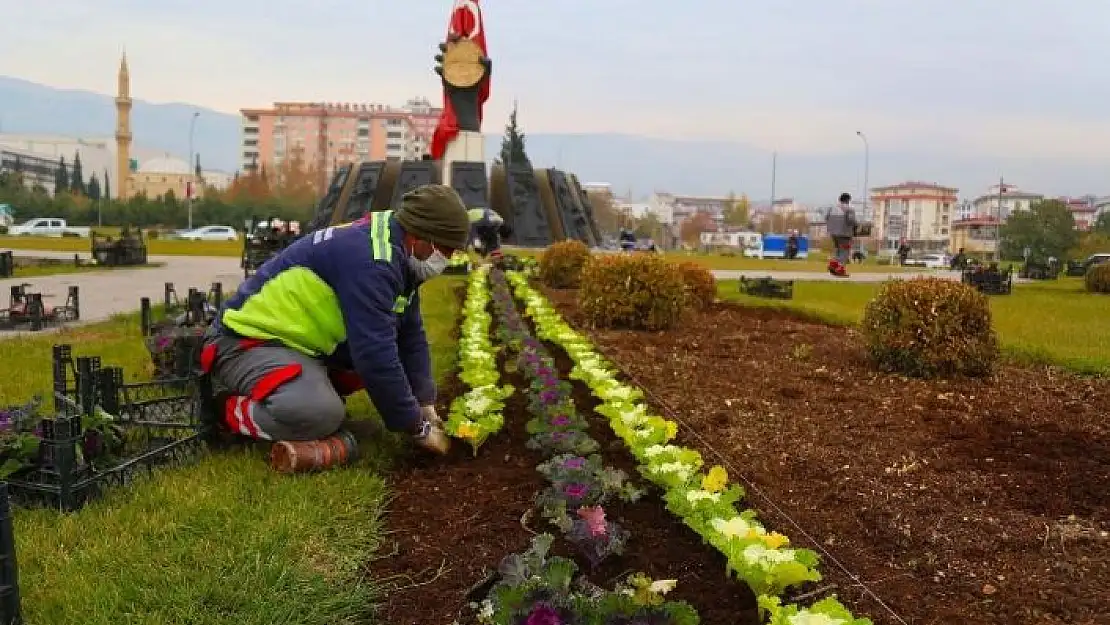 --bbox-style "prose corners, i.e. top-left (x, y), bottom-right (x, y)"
top-left (408, 247), bottom-right (448, 282)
